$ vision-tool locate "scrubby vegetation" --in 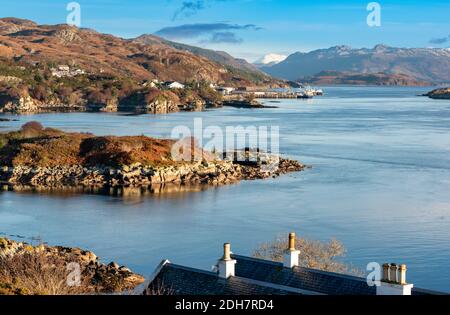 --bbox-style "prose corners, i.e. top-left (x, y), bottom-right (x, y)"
top-left (0, 122), bottom-right (179, 167)
top-left (0, 248), bottom-right (89, 295)
top-left (0, 59), bottom-right (224, 113)
top-left (0, 59), bottom-right (142, 109)
top-left (0, 238), bottom-right (144, 295)
top-left (180, 80), bottom-right (223, 105)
